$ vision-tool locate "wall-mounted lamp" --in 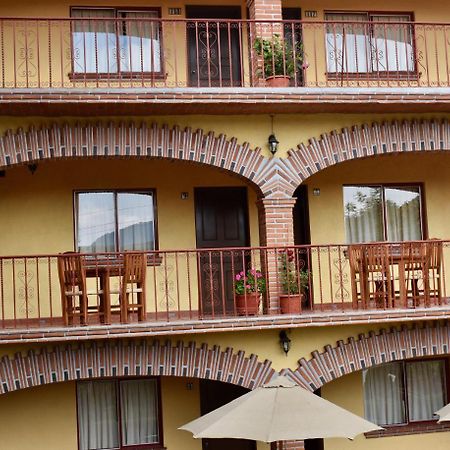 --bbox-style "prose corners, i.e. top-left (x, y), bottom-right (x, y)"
top-left (313, 188), bottom-right (321, 196)
top-left (27, 163), bottom-right (38, 175)
top-left (279, 330), bottom-right (291, 356)
top-left (268, 134), bottom-right (279, 155)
